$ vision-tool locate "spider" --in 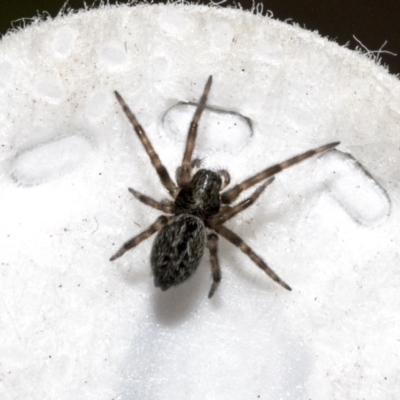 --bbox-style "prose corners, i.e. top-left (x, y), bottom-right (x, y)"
top-left (110, 76), bottom-right (339, 298)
